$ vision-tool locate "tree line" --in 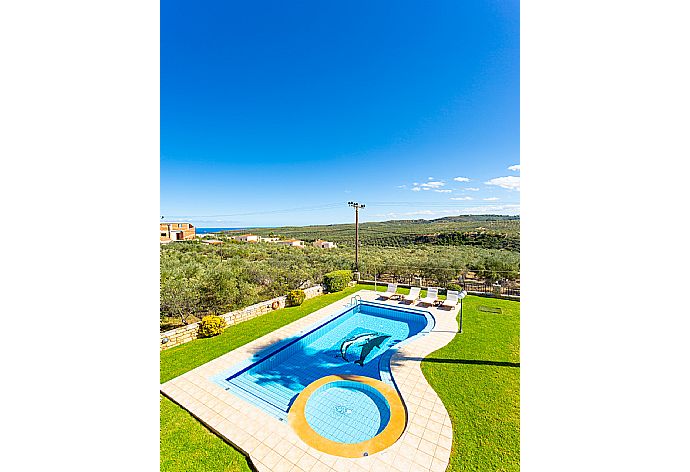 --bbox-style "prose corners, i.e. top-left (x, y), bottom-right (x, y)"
top-left (160, 239), bottom-right (519, 329)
